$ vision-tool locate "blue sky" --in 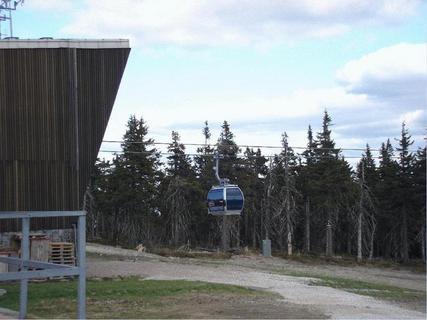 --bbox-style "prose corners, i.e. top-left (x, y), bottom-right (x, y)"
top-left (6, 0), bottom-right (427, 162)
